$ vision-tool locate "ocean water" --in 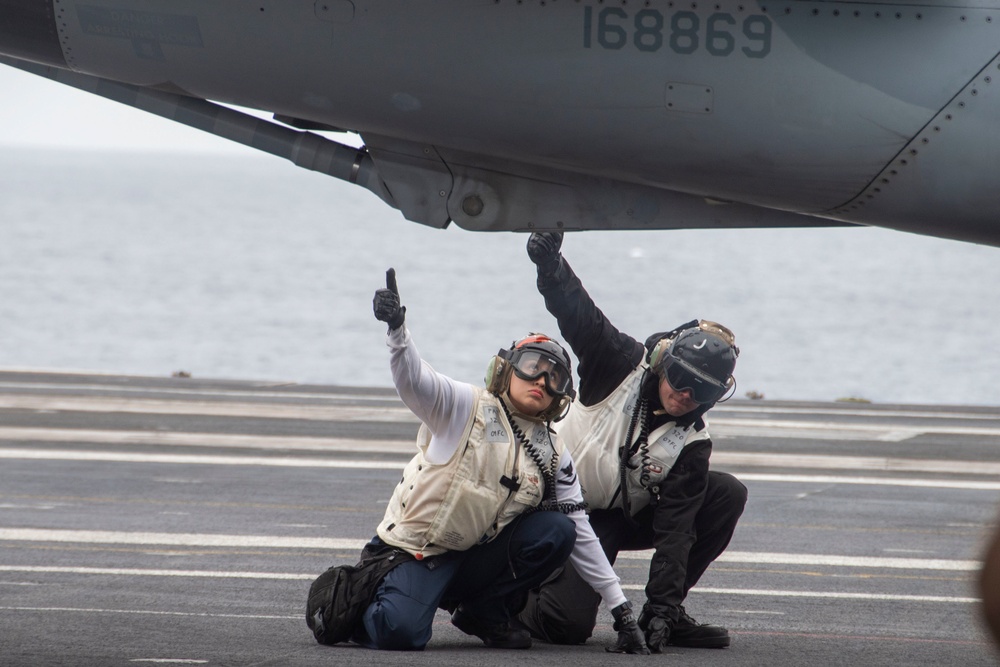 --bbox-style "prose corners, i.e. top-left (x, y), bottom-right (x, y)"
top-left (2, 148), bottom-right (999, 407)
